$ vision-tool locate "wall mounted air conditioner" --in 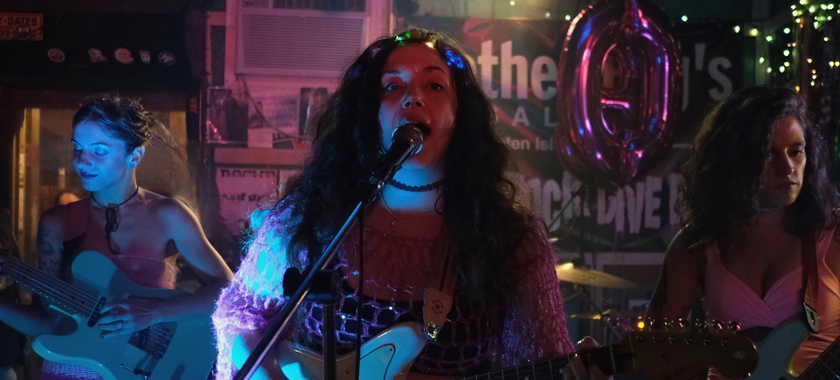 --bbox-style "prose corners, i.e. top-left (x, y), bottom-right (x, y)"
top-left (236, 0), bottom-right (387, 78)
